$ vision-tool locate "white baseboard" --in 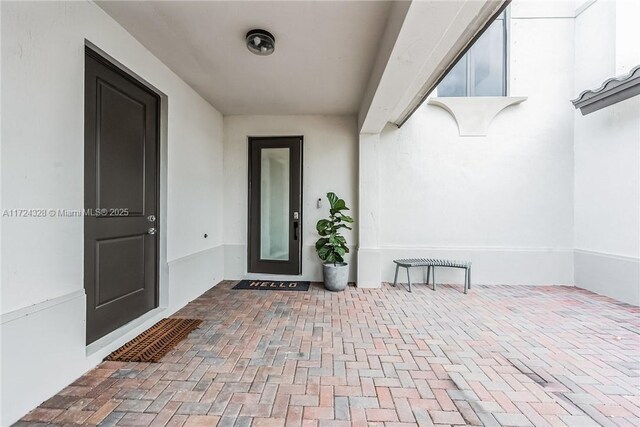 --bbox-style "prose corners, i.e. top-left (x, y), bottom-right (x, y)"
top-left (357, 248), bottom-right (381, 288)
top-left (223, 244), bottom-right (357, 282)
top-left (378, 246), bottom-right (574, 285)
top-left (574, 249), bottom-right (640, 306)
top-left (225, 244), bottom-right (573, 287)
top-left (1, 291), bottom-right (87, 426)
top-left (168, 245), bottom-right (224, 311)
